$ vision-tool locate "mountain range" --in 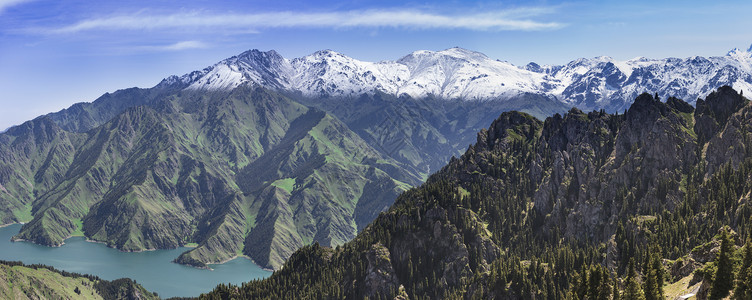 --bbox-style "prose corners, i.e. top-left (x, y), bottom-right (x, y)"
top-left (1, 46), bottom-right (752, 274)
top-left (163, 45), bottom-right (752, 112)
